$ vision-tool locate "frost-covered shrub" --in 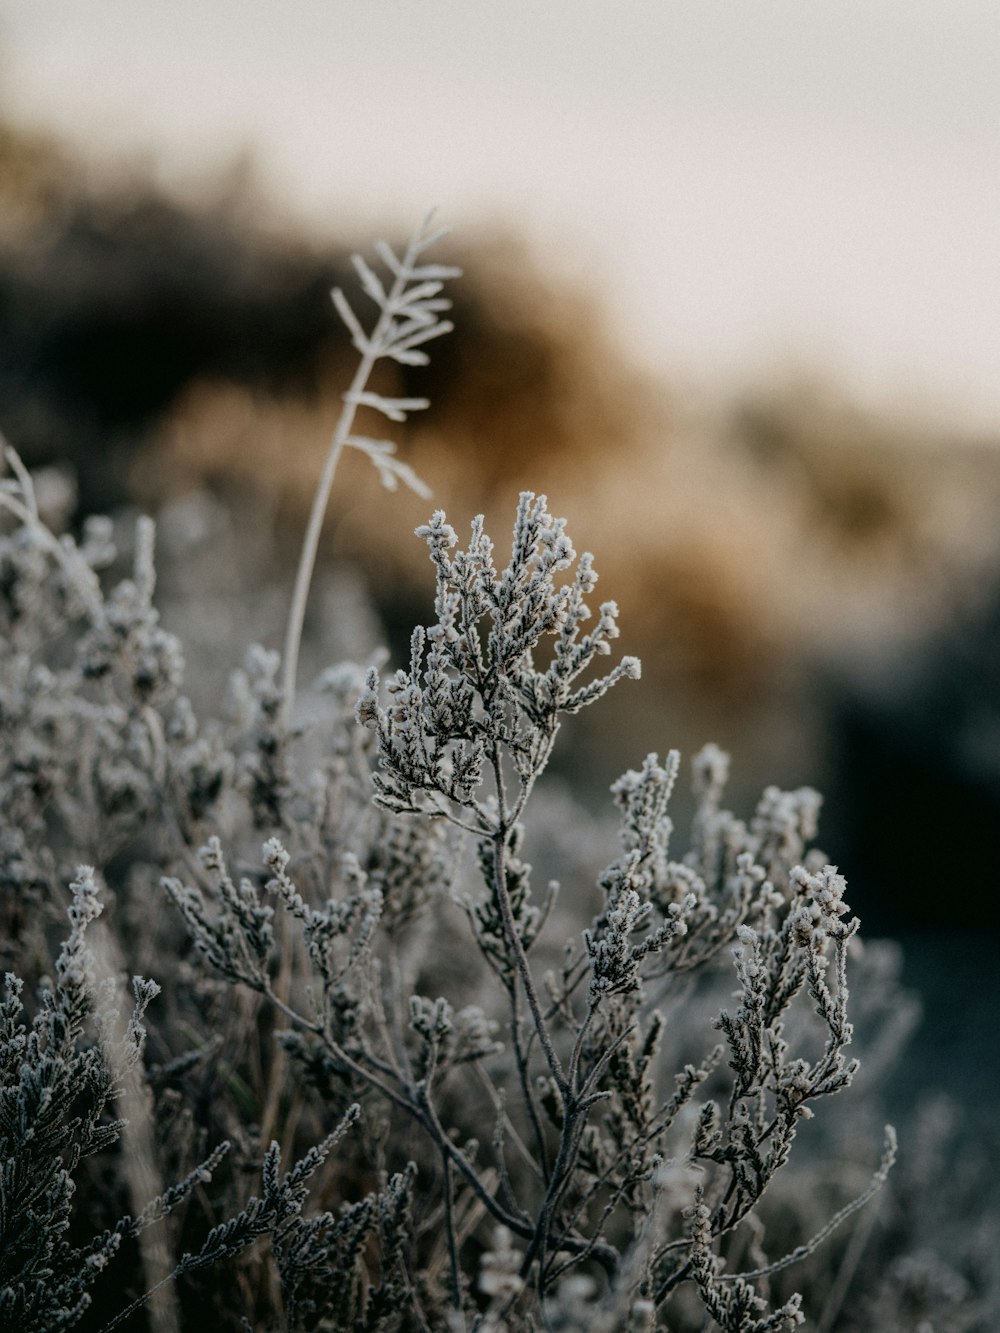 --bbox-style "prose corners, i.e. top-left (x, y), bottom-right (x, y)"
top-left (1, 218), bottom-right (994, 1332)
